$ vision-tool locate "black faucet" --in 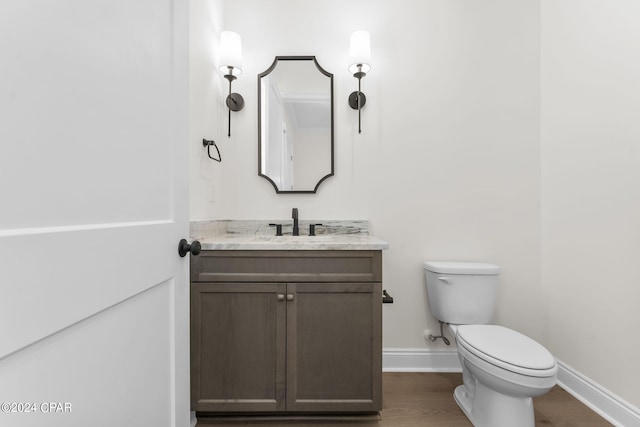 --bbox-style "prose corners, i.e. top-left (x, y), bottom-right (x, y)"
top-left (292, 208), bottom-right (299, 236)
